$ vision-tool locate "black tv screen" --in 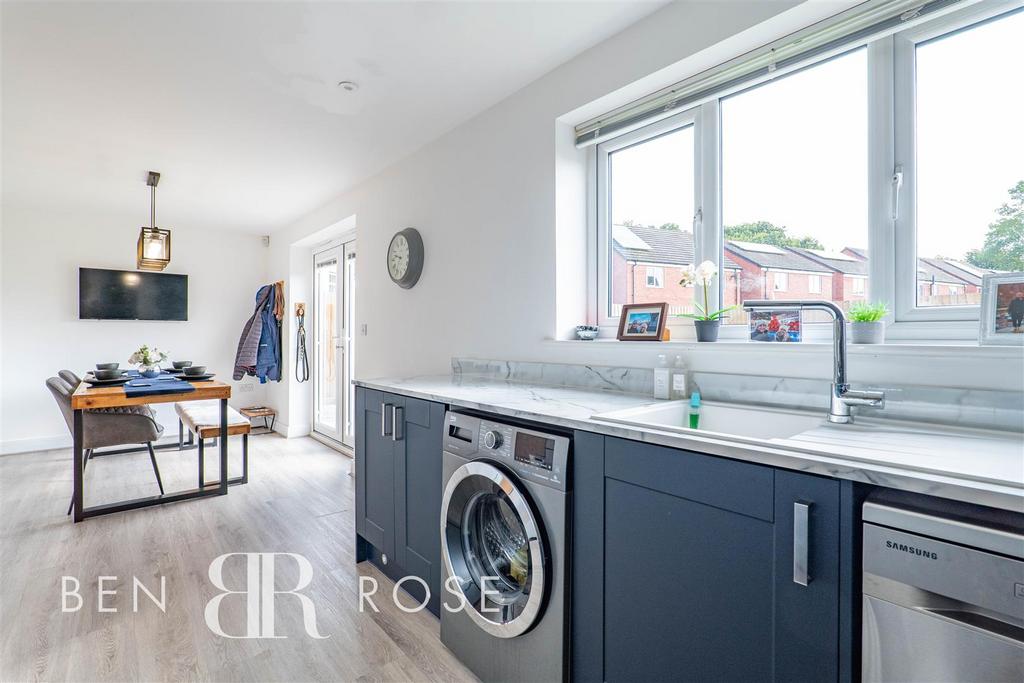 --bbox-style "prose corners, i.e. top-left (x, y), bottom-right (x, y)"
top-left (79, 268), bottom-right (188, 321)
